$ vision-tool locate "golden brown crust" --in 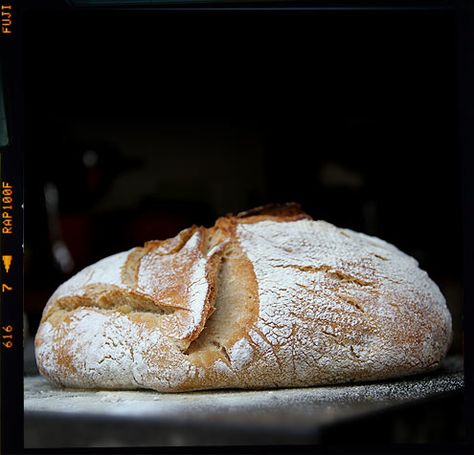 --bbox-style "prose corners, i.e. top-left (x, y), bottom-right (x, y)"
top-left (235, 202), bottom-right (308, 218)
top-left (35, 205), bottom-right (452, 392)
top-left (232, 202), bottom-right (312, 225)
